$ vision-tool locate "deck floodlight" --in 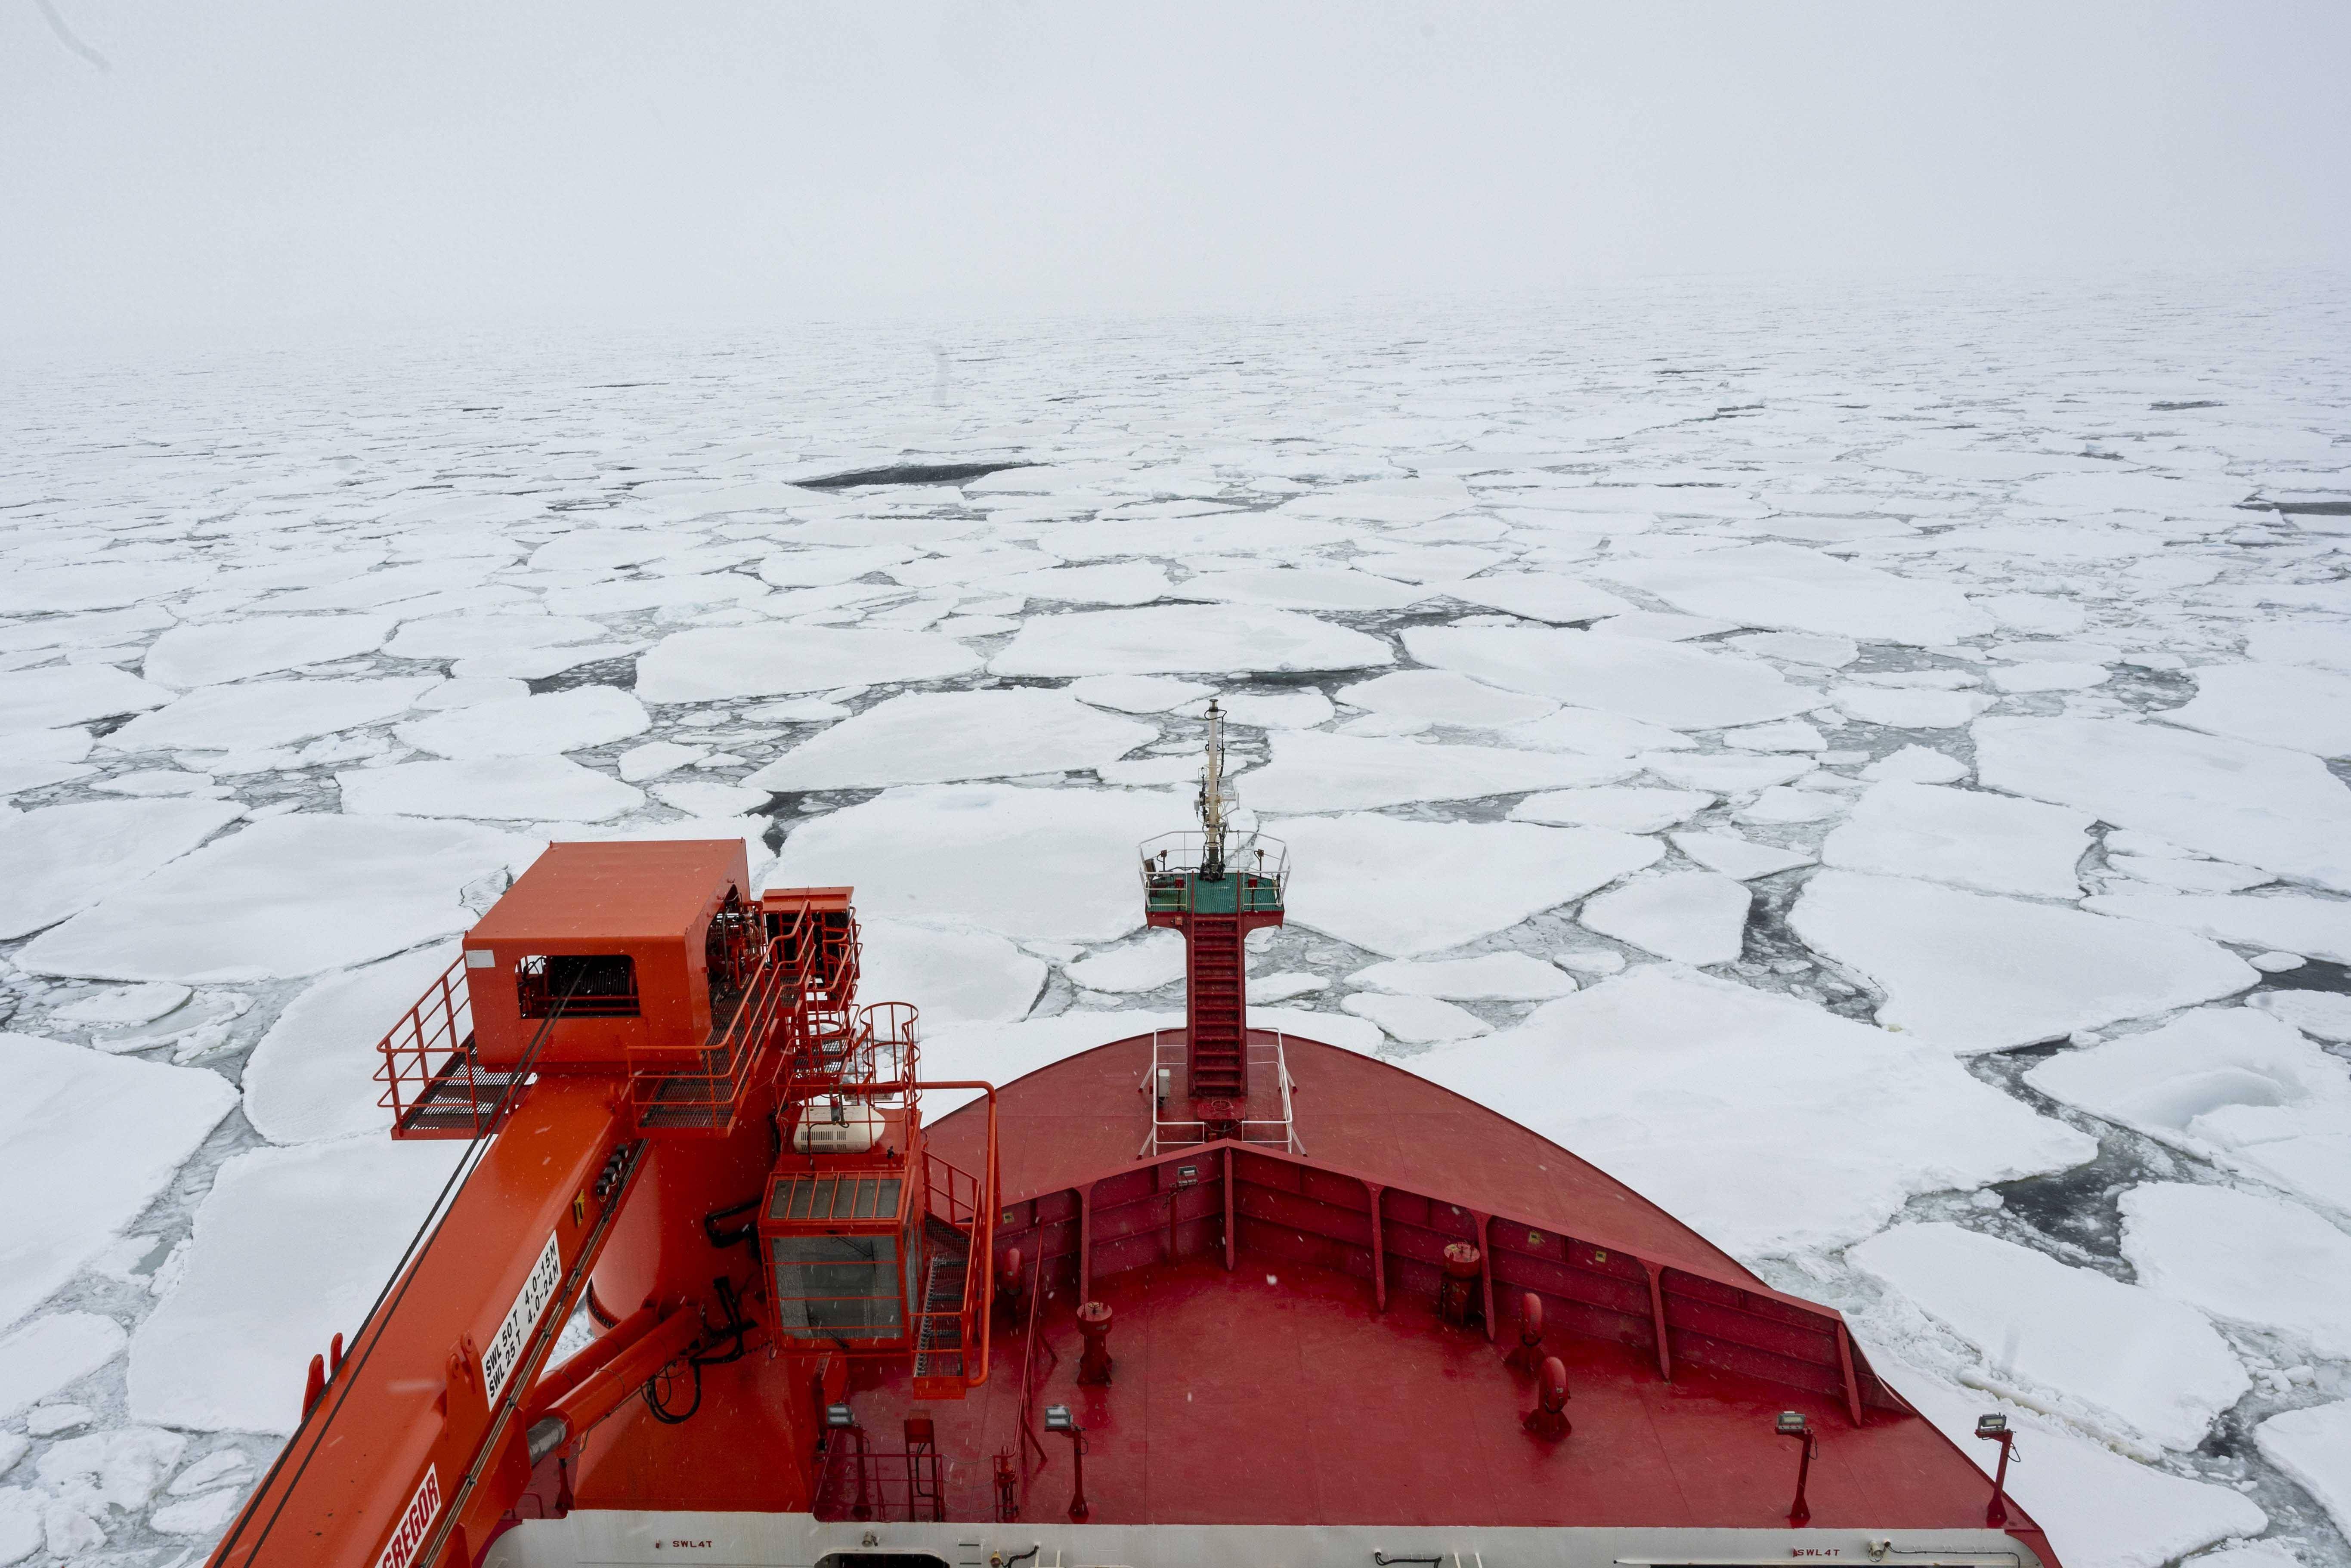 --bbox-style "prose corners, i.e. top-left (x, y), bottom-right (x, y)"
top-left (826, 1403), bottom-right (856, 1429)
top-left (1975, 1411), bottom-right (2019, 1526)
top-left (1043, 1404), bottom-right (1075, 1433)
top-left (1976, 1413), bottom-right (2008, 1437)
top-left (1778, 1410), bottom-right (1817, 1527)
top-left (1776, 1410), bottom-right (1808, 1437)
